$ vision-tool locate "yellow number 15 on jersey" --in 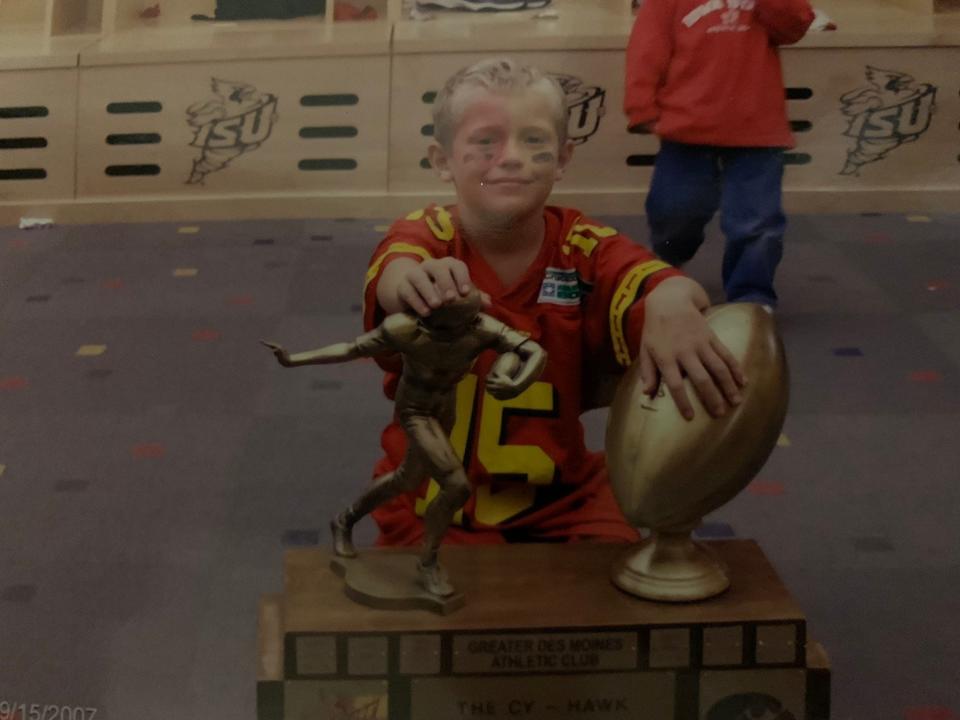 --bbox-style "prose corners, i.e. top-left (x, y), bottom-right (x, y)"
top-left (414, 373), bottom-right (557, 526)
